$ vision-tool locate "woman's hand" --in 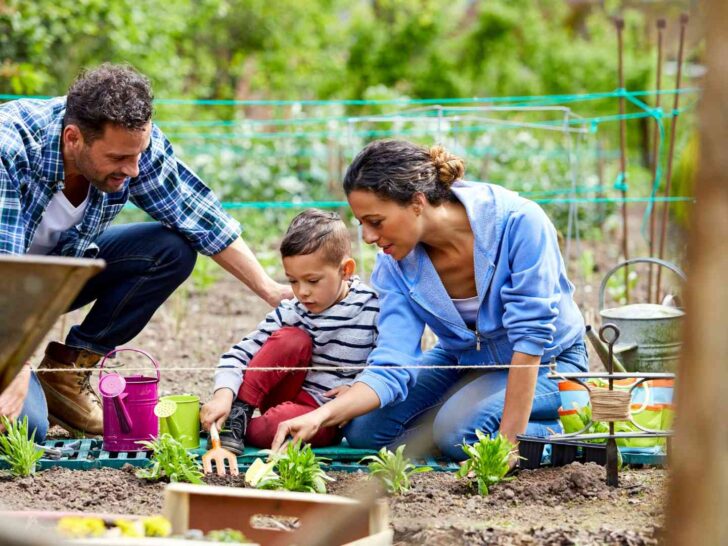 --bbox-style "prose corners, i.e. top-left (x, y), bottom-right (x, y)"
top-left (323, 385), bottom-right (351, 398)
top-left (0, 363), bottom-right (31, 428)
top-left (271, 410), bottom-right (326, 452)
top-left (200, 389), bottom-right (235, 431)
